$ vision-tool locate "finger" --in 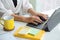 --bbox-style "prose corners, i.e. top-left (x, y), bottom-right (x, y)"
top-left (32, 21), bottom-right (38, 25)
top-left (34, 16), bottom-right (43, 23)
top-left (45, 15), bottom-right (48, 19)
top-left (45, 14), bottom-right (48, 16)
top-left (39, 14), bottom-right (48, 20)
top-left (31, 16), bottom-right (43, 23)
top-left (40, 15), bottom-right (48, 20)
top-left (43, 16), bottom-right (48, 20)
top-left (44, 14), bottom-right (48, 19)
top-left (35, 20), bottom-right (42, 23)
